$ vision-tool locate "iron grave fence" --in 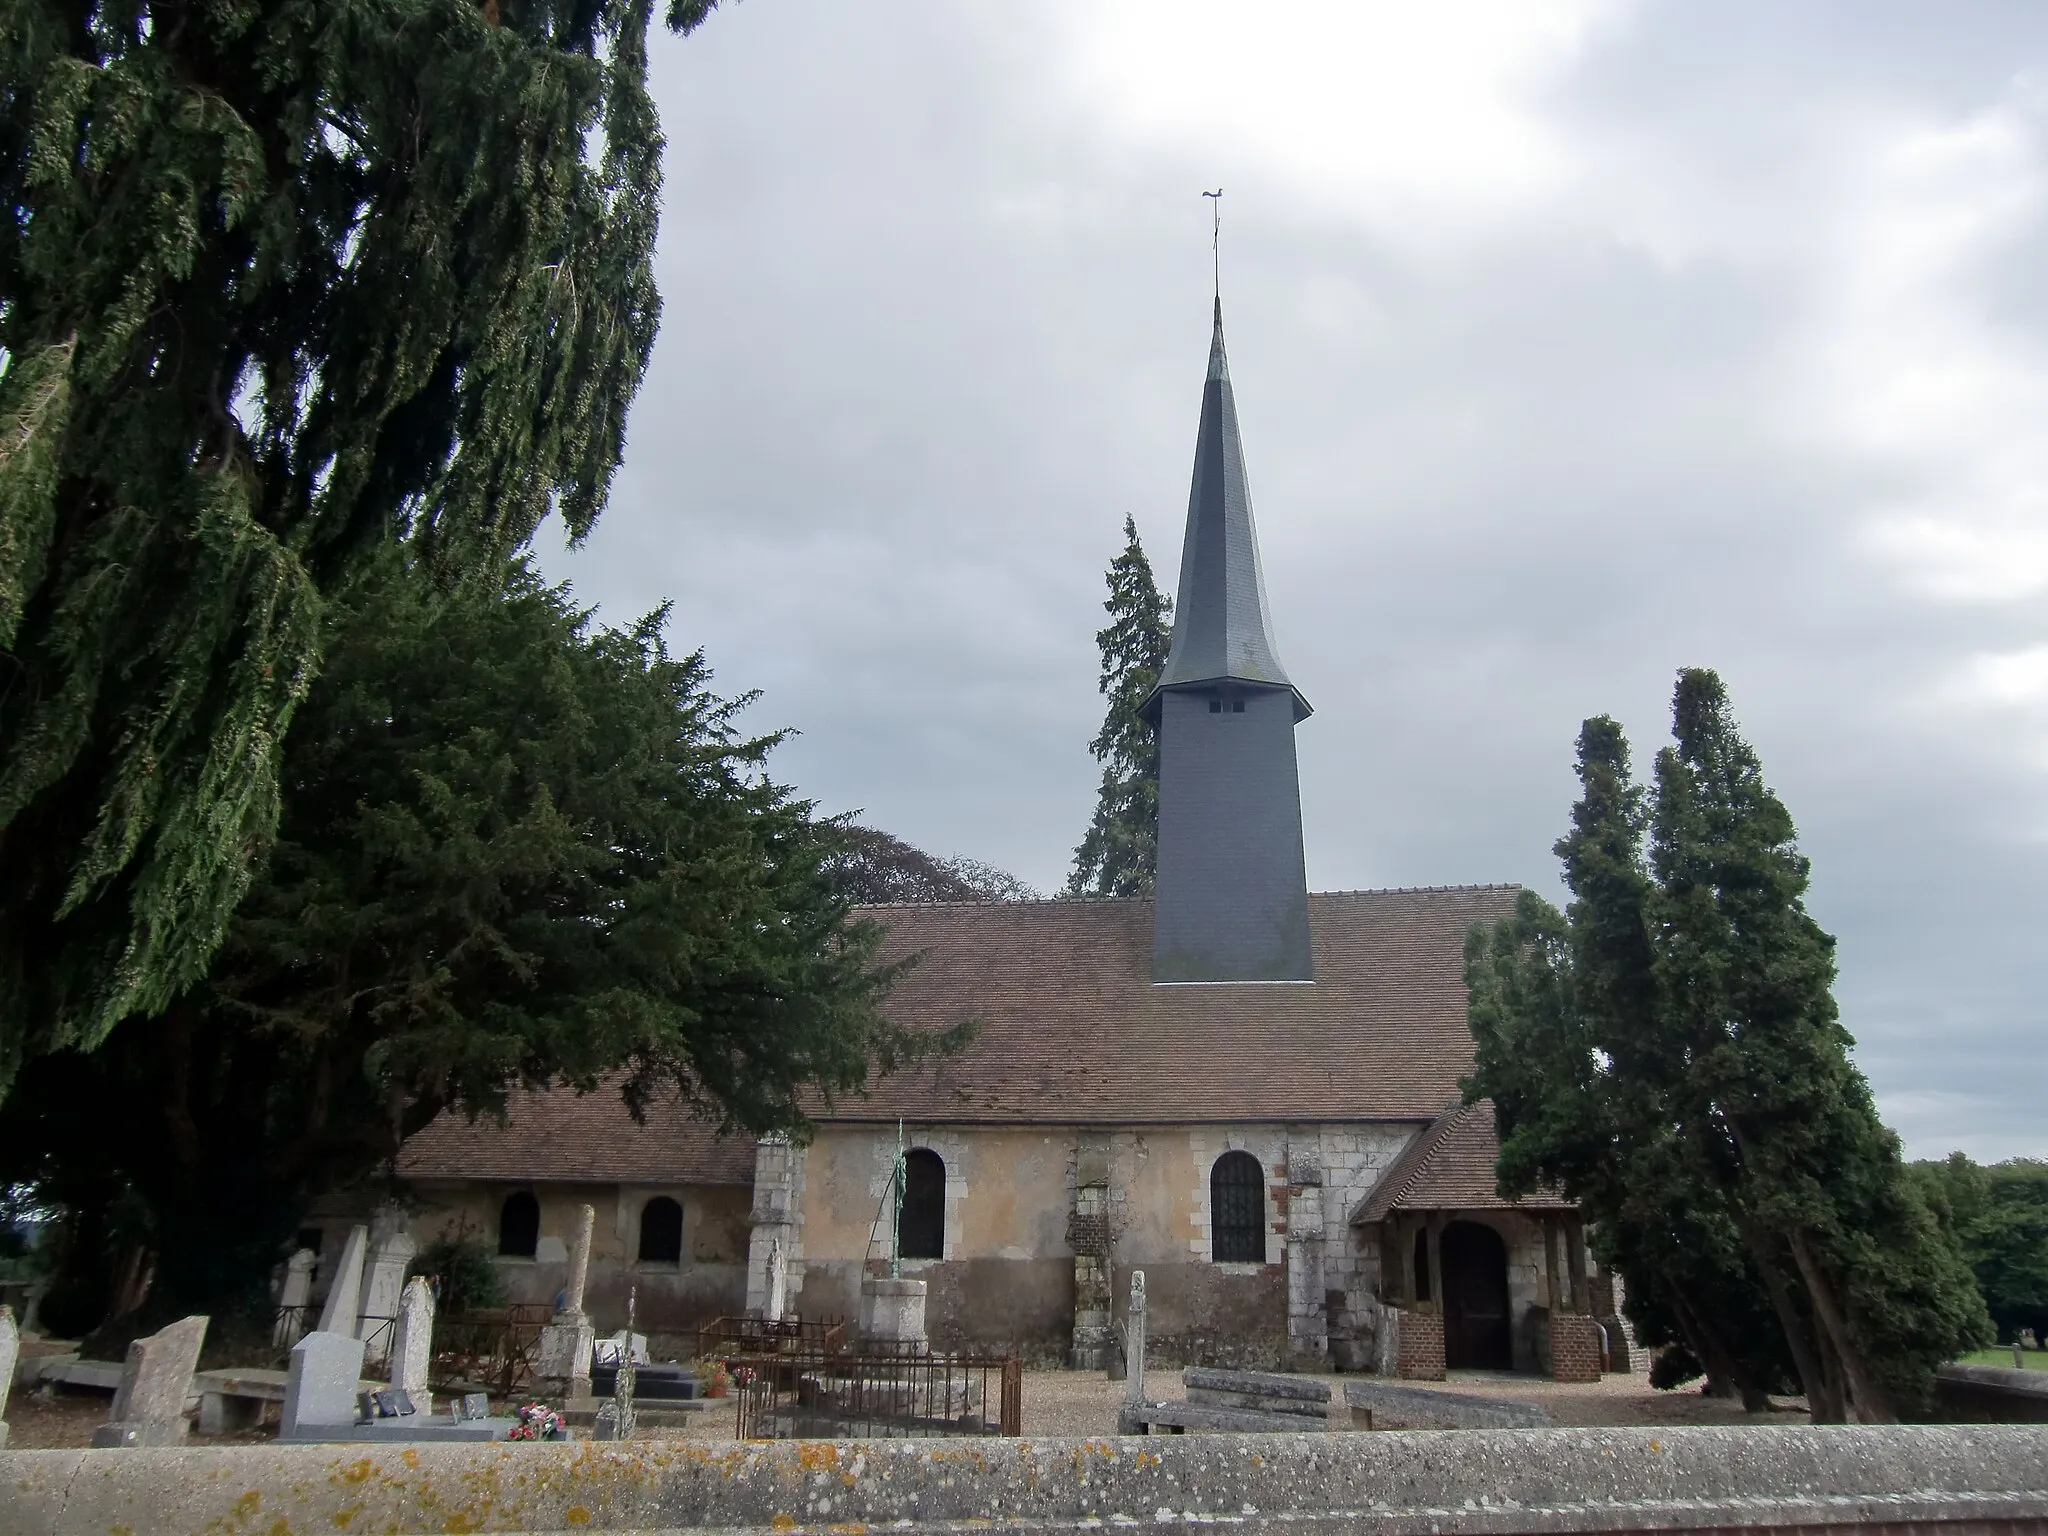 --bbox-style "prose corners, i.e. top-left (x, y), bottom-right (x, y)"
top-left (695, 1314), bottom-right (848, 1359)
top-left (732, 1351), bottom-right (1022, 1441)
